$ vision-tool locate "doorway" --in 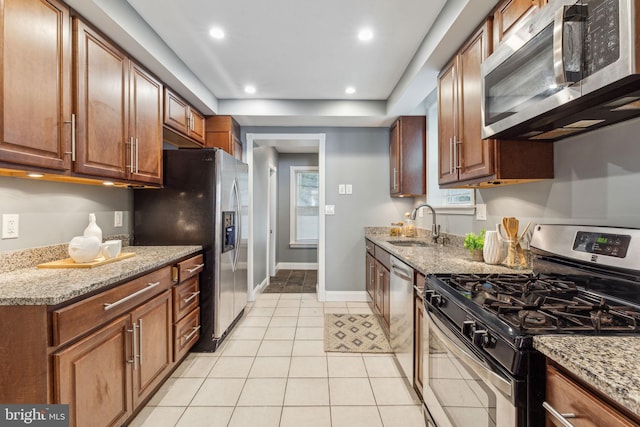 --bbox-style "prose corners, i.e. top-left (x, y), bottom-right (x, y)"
top-left (246, 133), bottom-right (326, 301)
